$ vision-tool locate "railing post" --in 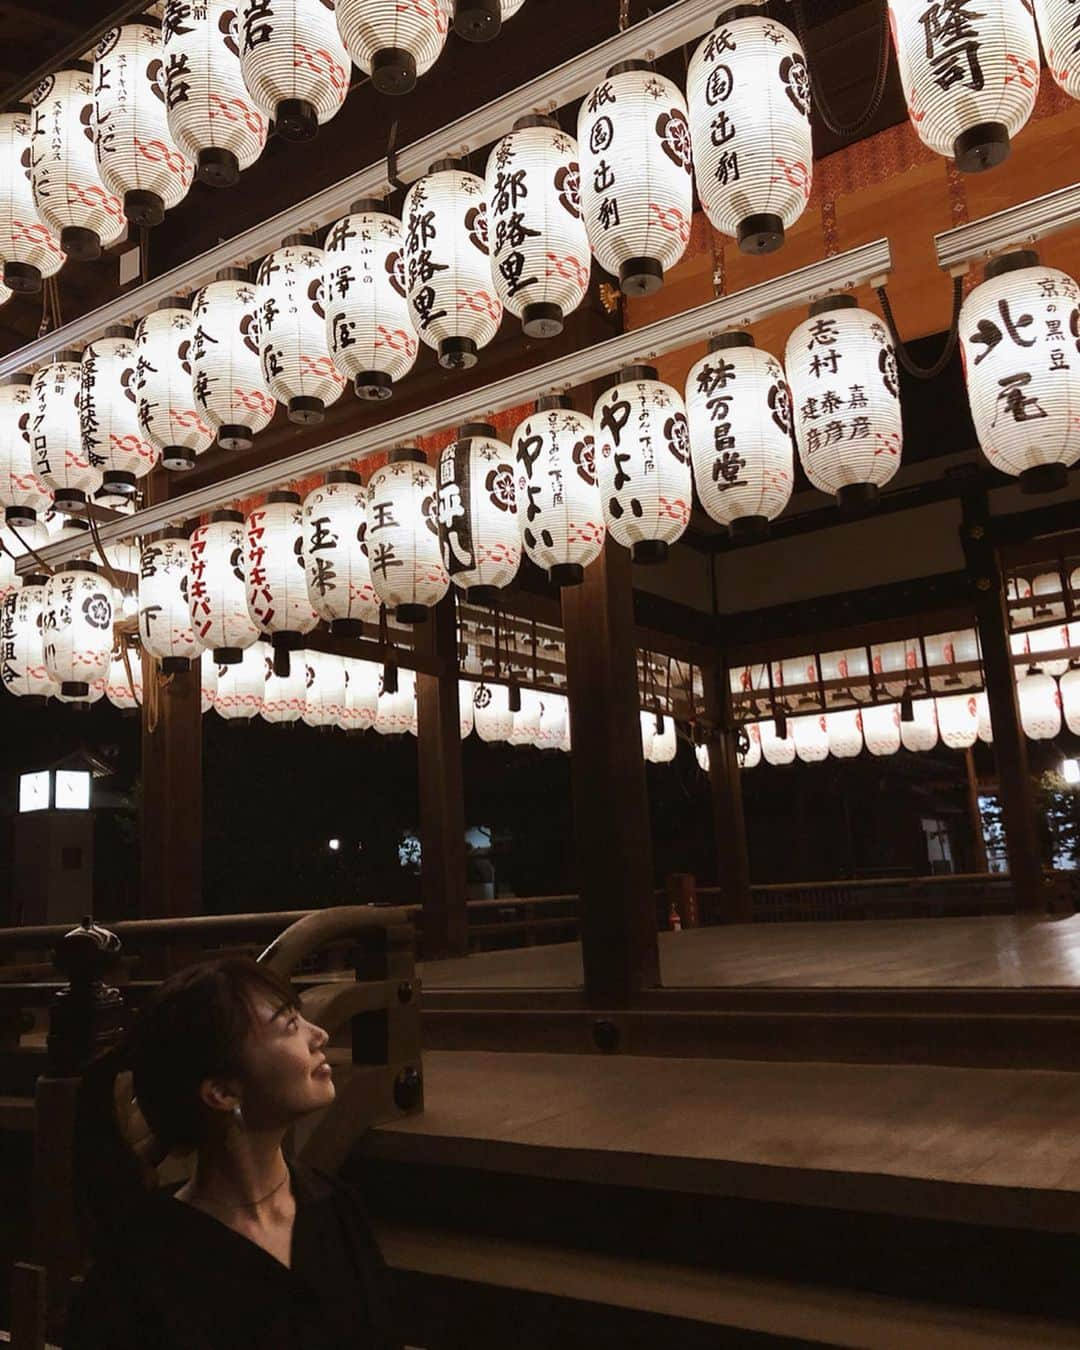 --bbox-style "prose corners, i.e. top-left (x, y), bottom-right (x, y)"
top-left (665, 873), bottom-right (698, 929)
